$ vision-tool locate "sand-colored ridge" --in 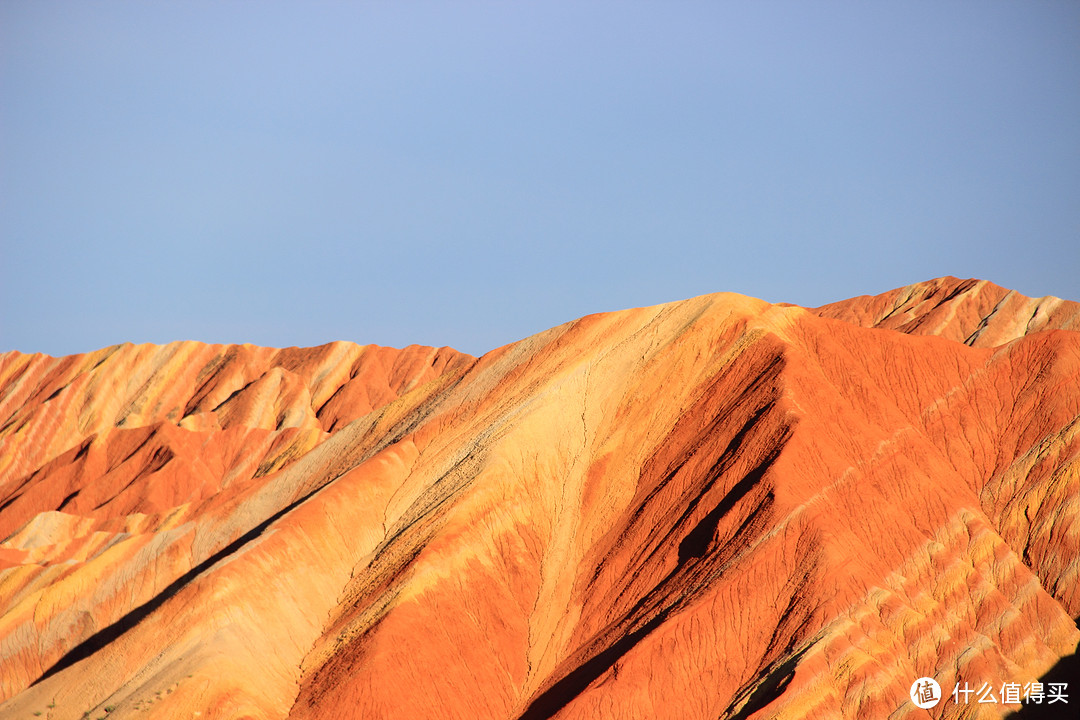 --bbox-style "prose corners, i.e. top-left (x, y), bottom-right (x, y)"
top-left (0, 279), bottom-right (1077, 720)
